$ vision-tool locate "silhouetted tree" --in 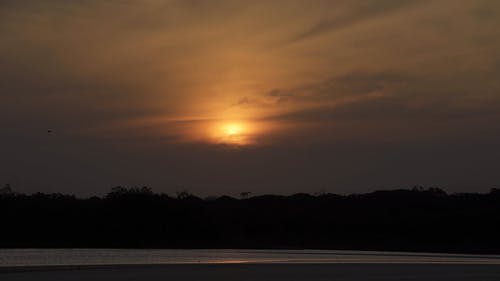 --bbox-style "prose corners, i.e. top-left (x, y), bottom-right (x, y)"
top-left (0, 184), bottom-right (13, 196)
top-left (176, 190), bottom-right (192, 199)
top-left (106, 186), bottom-right (154, 199)
top-left (240, 192), bottom-right (252, 199)
top-left (491, 188), bottom-right (500, 195)
top-left (1, 186), bottom-right (500, 253)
